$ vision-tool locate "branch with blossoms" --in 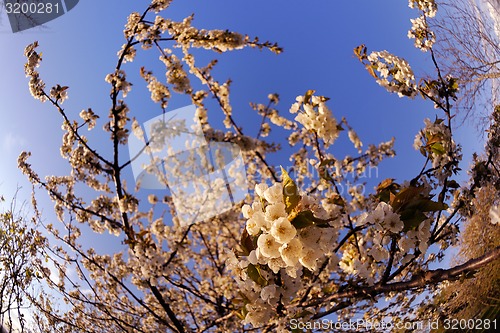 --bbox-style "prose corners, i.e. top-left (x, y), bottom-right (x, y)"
top-left (13, 0), bottom-right (500, 332)
top-left (227, 0), bottom-right (498, 330)
top-left (18, 1), bottom-right (289, 332)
